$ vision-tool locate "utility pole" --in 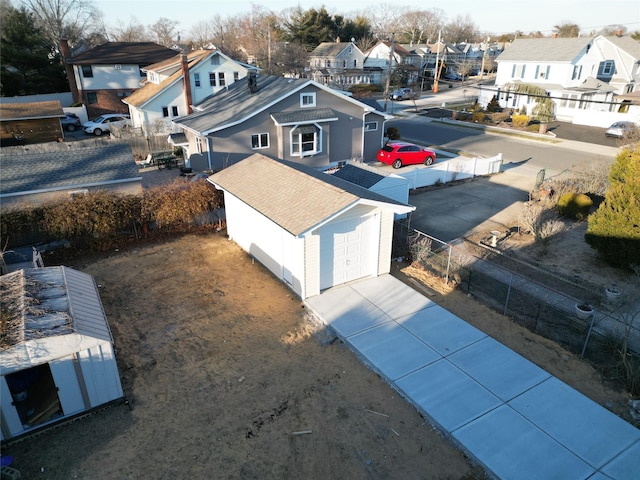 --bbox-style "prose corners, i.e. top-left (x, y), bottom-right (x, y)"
top-left (433, 30), bottom-right (441, 93)
top-left (480, 36), bottom-right (490, 80)
top-left (383, 32), bottom-right (395, 112)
